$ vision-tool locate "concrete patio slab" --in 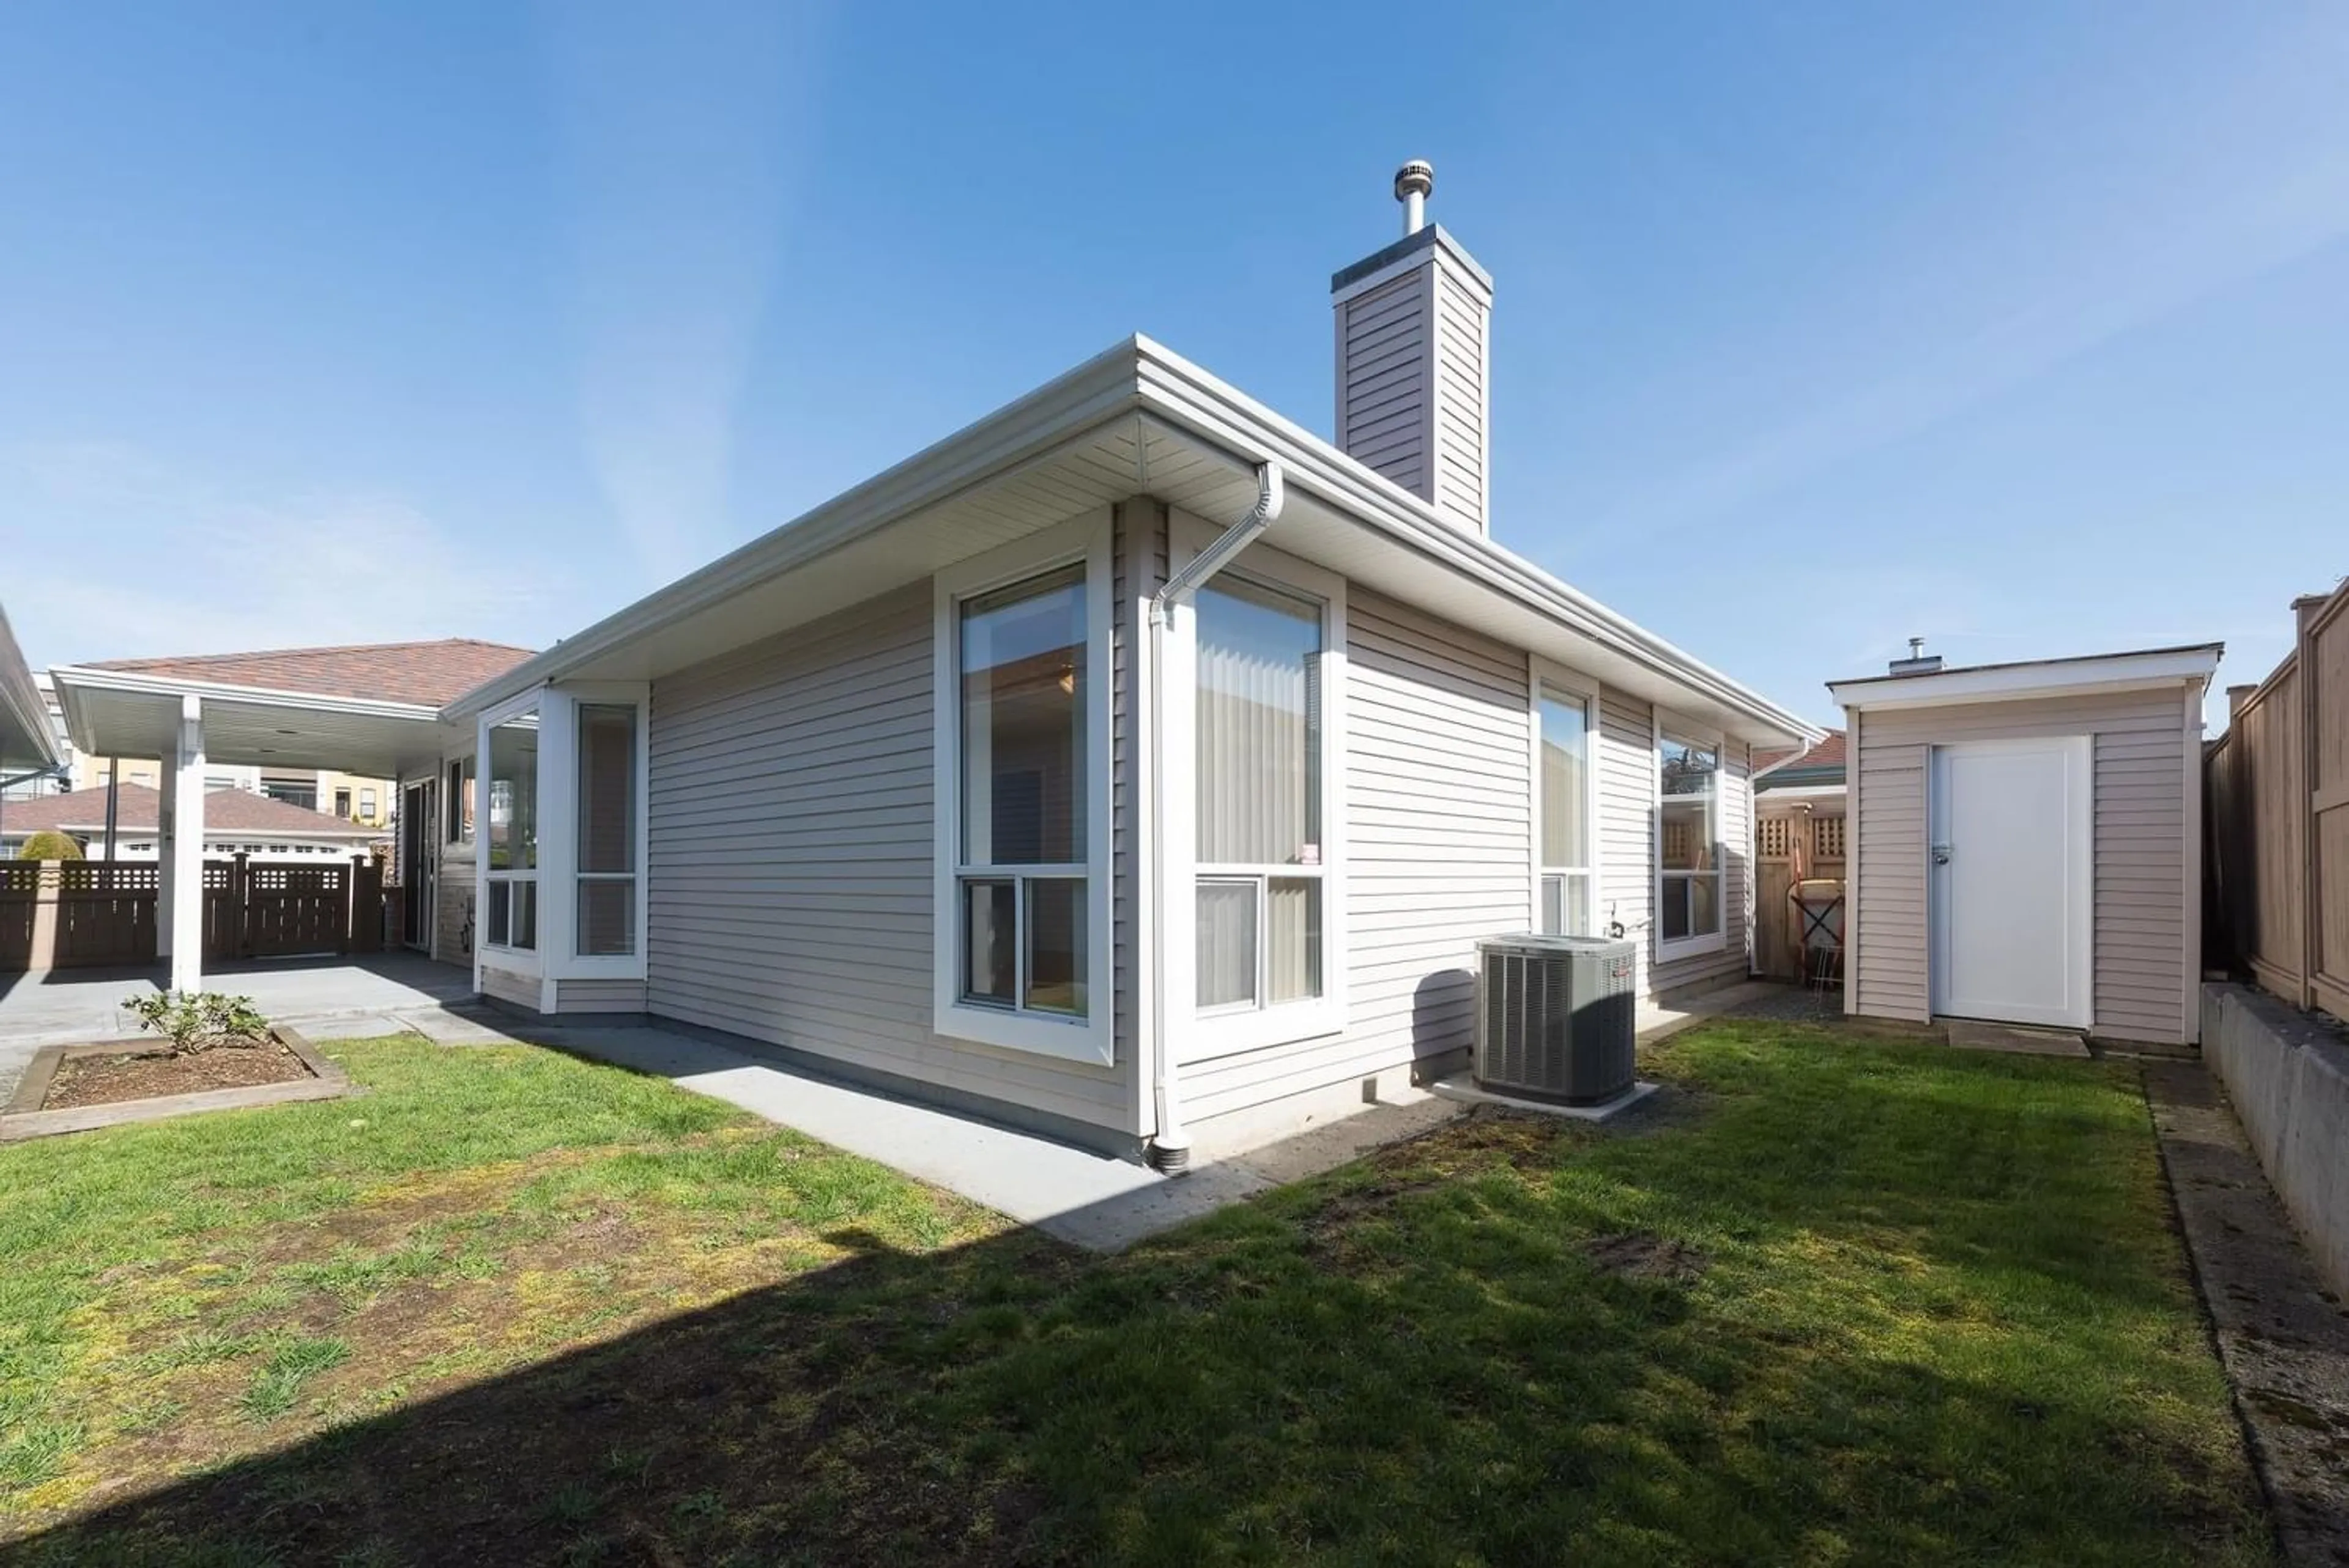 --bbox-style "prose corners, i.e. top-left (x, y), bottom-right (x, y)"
top-left (1430, 1072), bottom-right (1661, 1121)
top-left (533, 1023), bottom-right (1465, 1252)
top-left (1945, 1019), bottom-right (2092, 1058)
